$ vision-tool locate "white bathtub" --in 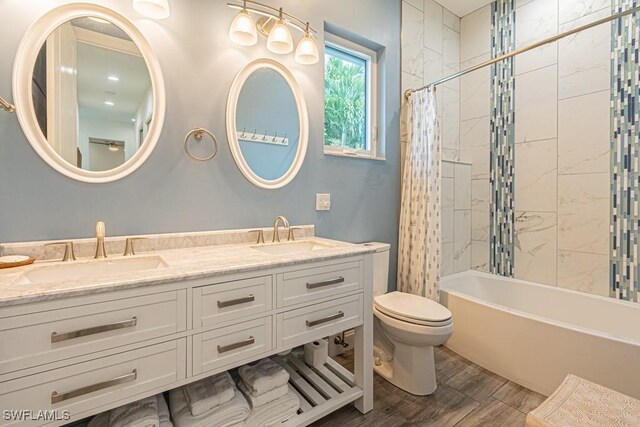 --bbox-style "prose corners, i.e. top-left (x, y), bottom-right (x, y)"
top-left (440, 271), bottom-right (640, 398)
